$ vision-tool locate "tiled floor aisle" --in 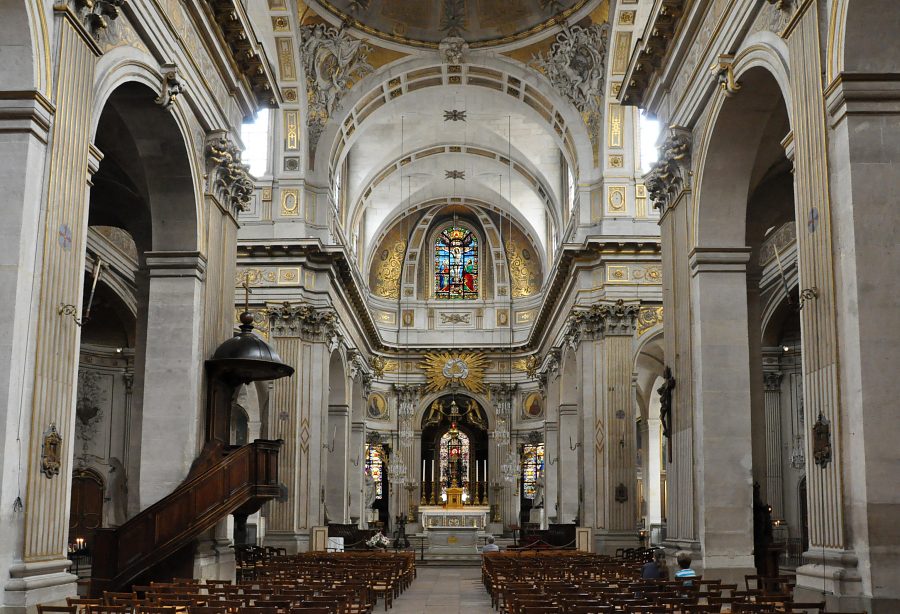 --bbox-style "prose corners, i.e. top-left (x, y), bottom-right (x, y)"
top-left (391, 565), bottom-right (493, 614)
